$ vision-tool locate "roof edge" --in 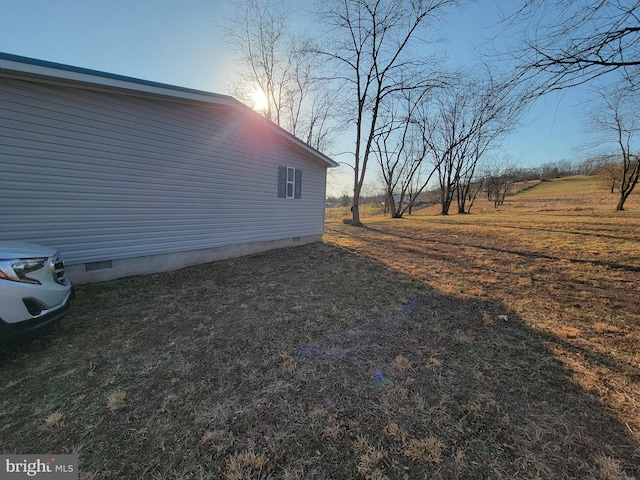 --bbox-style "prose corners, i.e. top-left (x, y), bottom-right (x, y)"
top-left (0, 52), bottom-right (239, 106)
